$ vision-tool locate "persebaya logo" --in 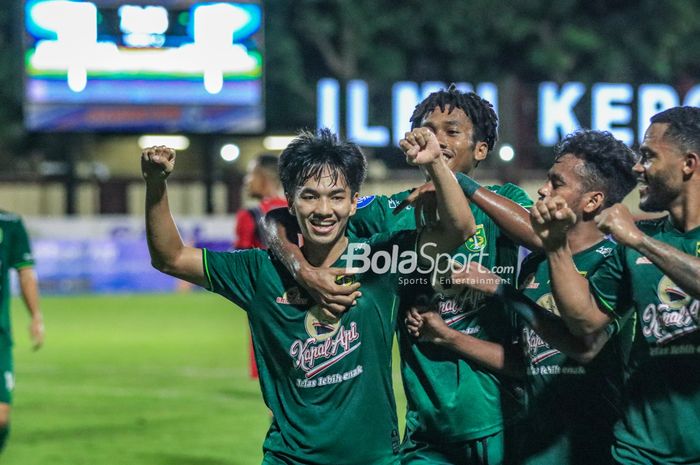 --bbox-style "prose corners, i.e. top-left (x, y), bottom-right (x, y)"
top-left (696, 241), bottom-right (700, 257)
top-left (657, 275), bottom-right (692, 310)
top-left (465, 224), bottom-right (487, 252)
top-left (536, 293), bottom-right (560, 316)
